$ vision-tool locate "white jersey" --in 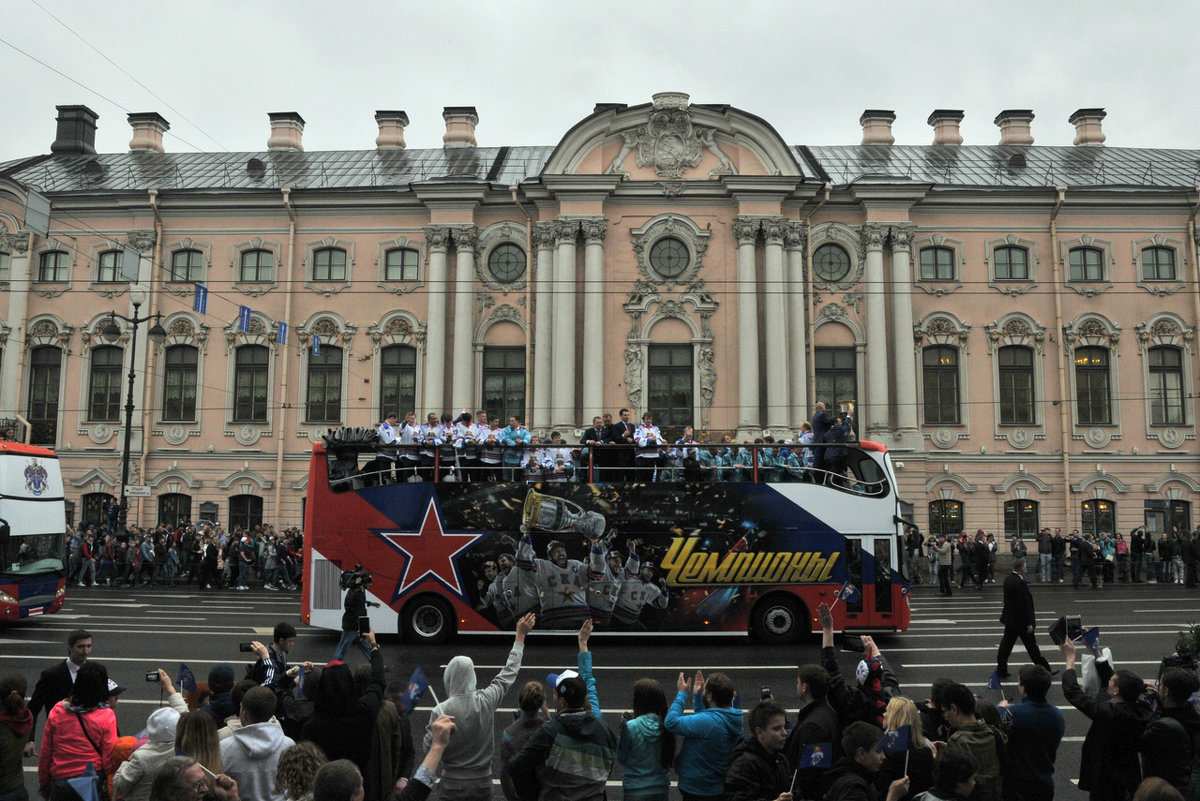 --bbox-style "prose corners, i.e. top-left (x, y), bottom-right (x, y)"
top-left (613, 566), bottom-right (668, 625)
top-left (377, 421), bottom-right (399, 460)
top-left (517, 535), bottom-right (587, 627)
top-left (501, 563), bottom-right (539, 616)
top-left (586, 544), bottom-right (636, 624)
